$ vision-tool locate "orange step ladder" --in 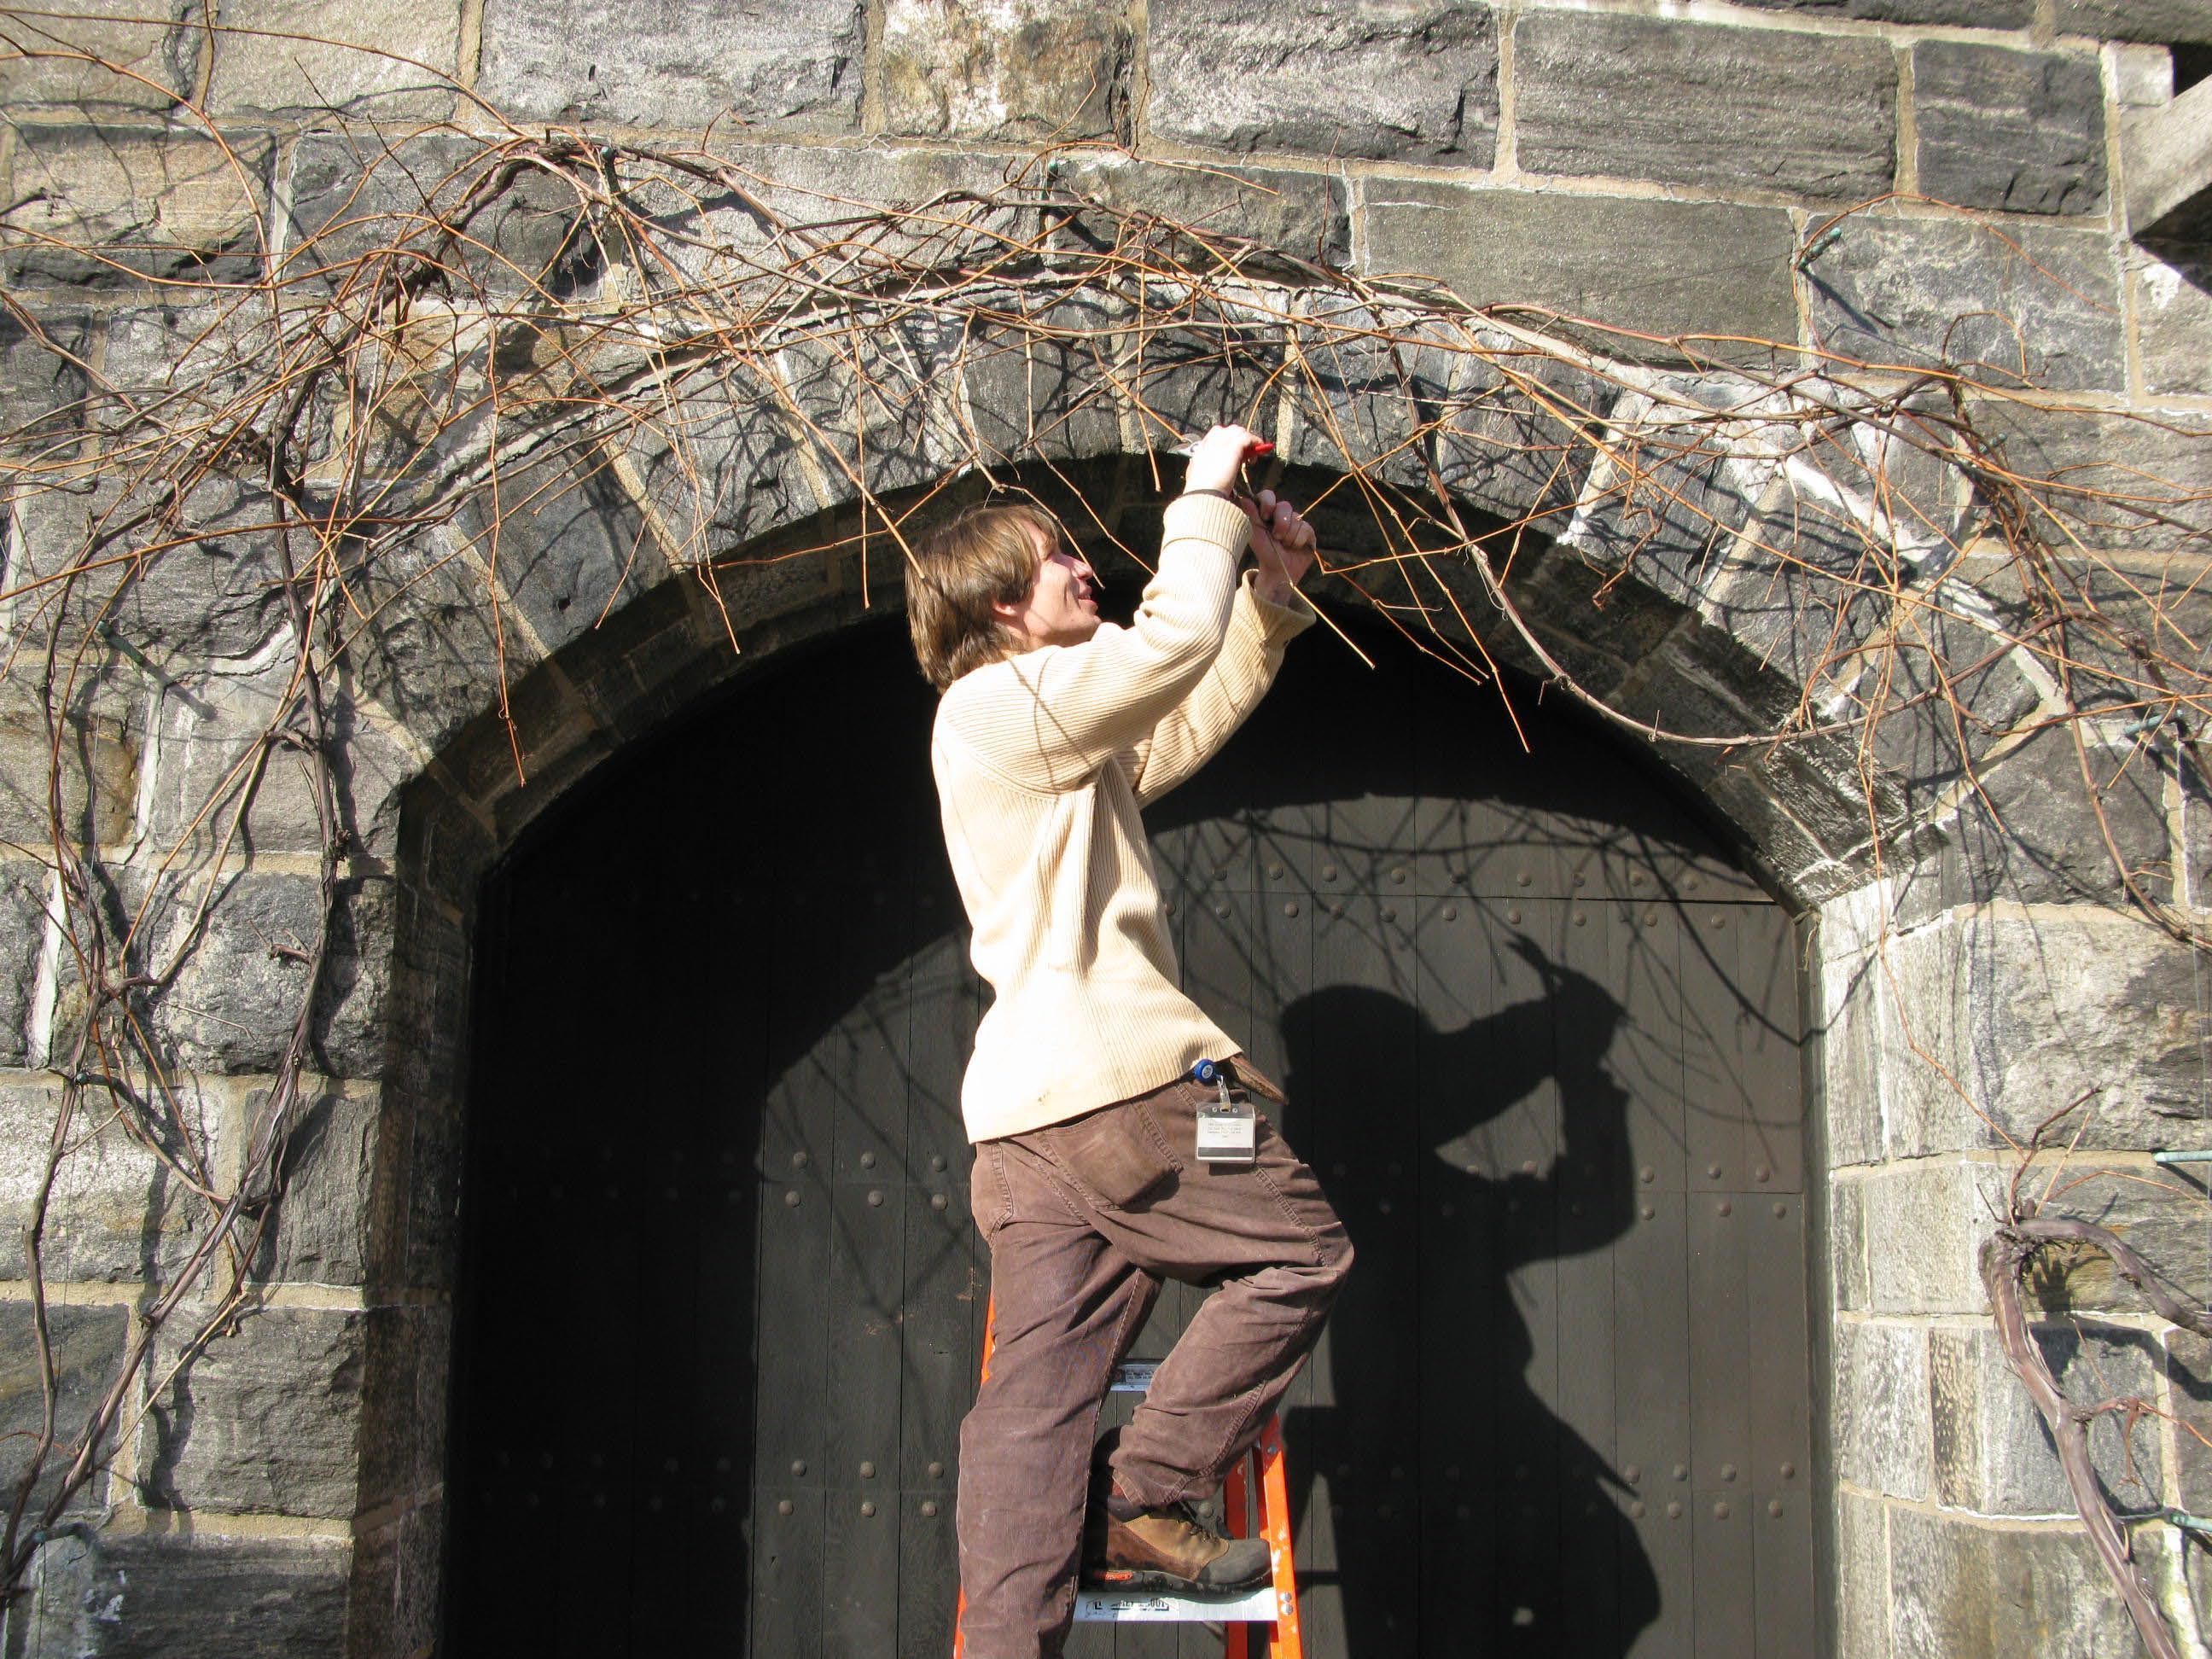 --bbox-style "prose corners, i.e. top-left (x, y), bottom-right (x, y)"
top-left (953, 1297), bottom-right (1305, 1658)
